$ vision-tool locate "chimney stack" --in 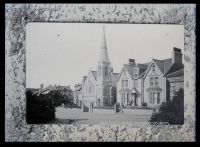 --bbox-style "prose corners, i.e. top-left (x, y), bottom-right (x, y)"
top-left (172, 47), bottom-right (182, 64)
top-left (40, 84), bottom-right (44, 93)
top-left (129, 58), bottom-right (136, 66)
